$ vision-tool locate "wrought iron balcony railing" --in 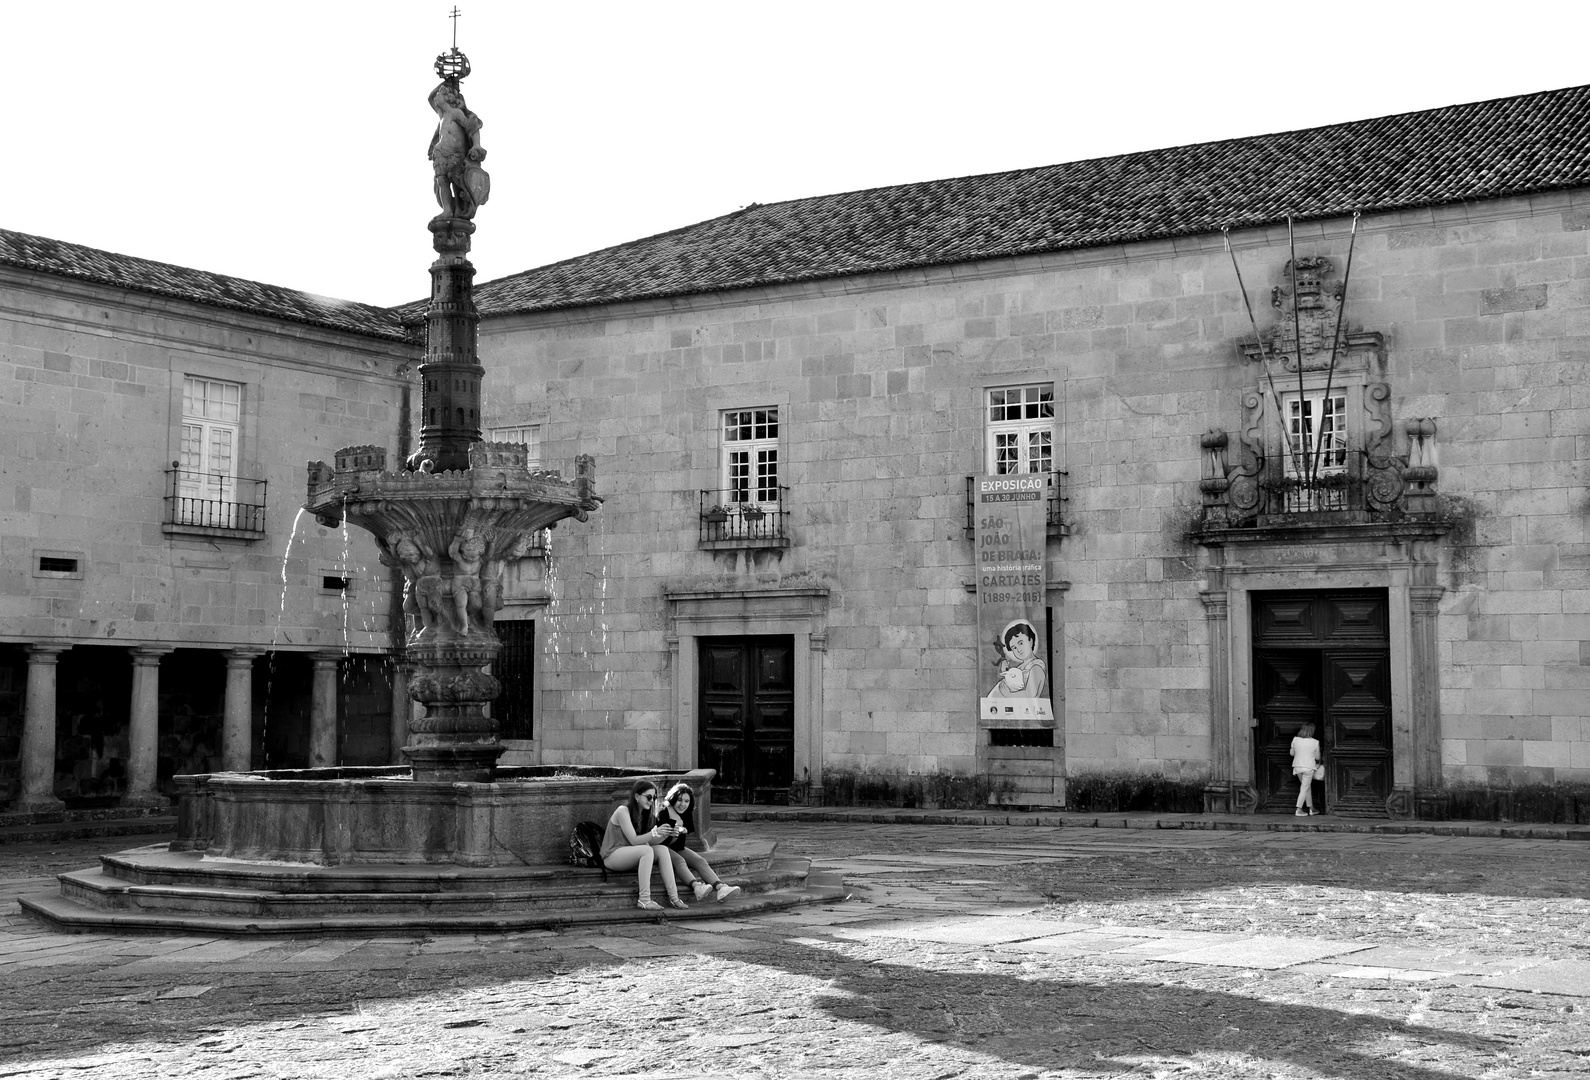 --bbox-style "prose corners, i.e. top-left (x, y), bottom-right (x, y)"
top-left (964, 474), bottom-right (1069, 537)
top-left (163, 468), bottom-right (268, 538)
top-left (699, 488), bottom-right (790, 546)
